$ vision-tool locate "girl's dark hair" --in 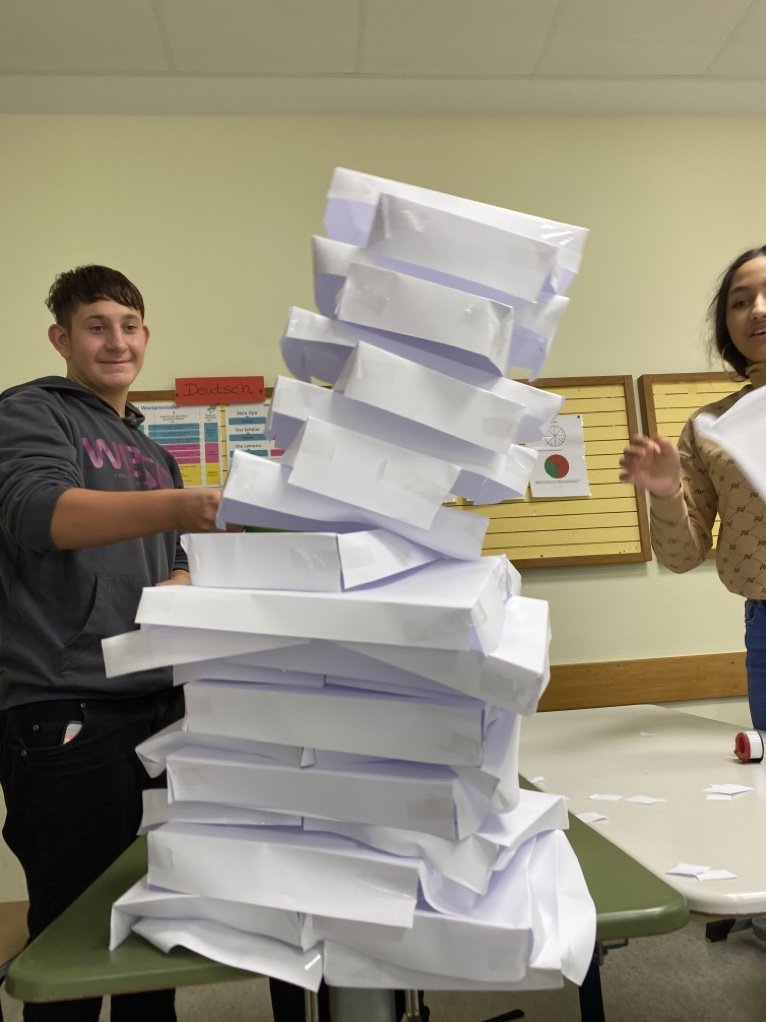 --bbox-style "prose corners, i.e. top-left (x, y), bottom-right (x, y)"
top-left (709, 246), bottom-right (766, 378)
top-left (45, 265), bottom-right (144, 330)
